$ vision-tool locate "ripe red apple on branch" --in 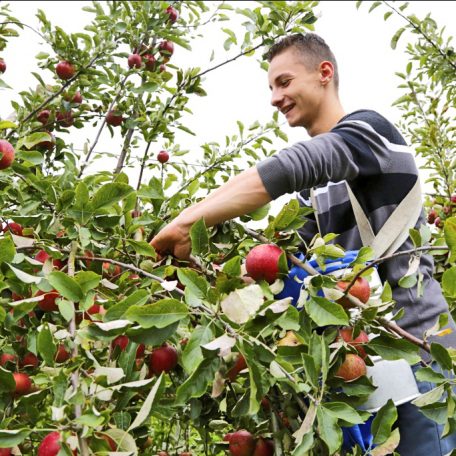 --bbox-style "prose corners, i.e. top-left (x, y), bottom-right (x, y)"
top-left (226, 354), bottom-right (247, 382)
top-left (0, 448), bottom-right (12, 456)
top-left (158, 40), bottom-right (174, 61)
top-left (35, 249), bottom-right (65, 269)
top-left (106, 110), bottom-right (123, 127)
top-left (37, 109), bottom-right (52, 125)
top-left (2, 221), bottom-right (23, 235)
top-left (56, 110), bottom-right (74, 128)
top-left (335, 353), bottom-right (367, 381)
top-left (20, 352), bottom-right (39, 369)
top-left (13, 372), bottom-right (32, 396)
top-left (0, 58), bottom-right (6, 73)
top-left (245, 243), bottom-right (284, 284)
top-left (157, 150), bottom-right (169, 163)
top-left (144, 53), bottom-right (157, 71)
top-left (336, 276), bottom-right (370, 309)
top-left (149, 344), bottom-right (178, 375)
top-left (38, 431), bottom-right (77, 456)
top-left (165, 5), bottom-right (179, 23)
top-left (227, 430), bottom-right (256, 456)
top-left (35, 289), bottom-right (60, 312)
top-left (337, 327), bottom-right (369, 359)
top-left (55, 60), bottom-right (75, 80)
top-left (0, 353), bottom-right (17, 367)
top-left (128, 53), bottom-right (142, 69)
top-left (0, 139), bottom-right (15, 170)
top-left (253, 438), bottom-right (274, 456)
